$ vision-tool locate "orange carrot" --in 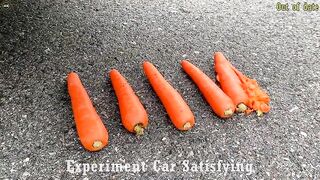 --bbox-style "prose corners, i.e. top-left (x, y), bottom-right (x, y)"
top-left (214, 52), bottom-right (249, 112)
top-left (67, 72), bottom-right (108, 151)
top-left (230, 65), bottom-right (271, 116)
top-left (143, 61), bottom-right (195, 130)
top-left (109, 69), bottom-right (148, 135)
top-left (214, 52), bottom-right (271, 116)
top-left (181, 60), bottom-right (235, 118)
